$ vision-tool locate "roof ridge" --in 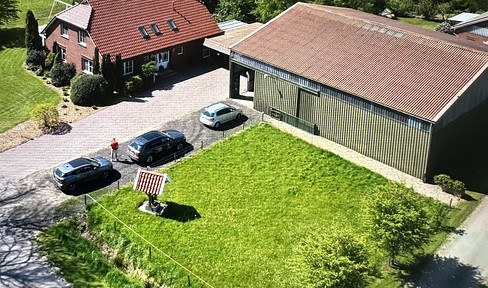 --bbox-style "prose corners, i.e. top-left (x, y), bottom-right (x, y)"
top-left (302, 3), bottom-right (488, 56)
